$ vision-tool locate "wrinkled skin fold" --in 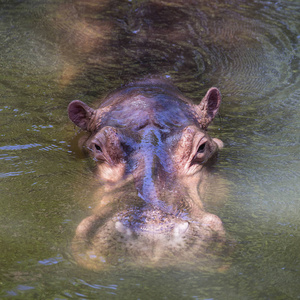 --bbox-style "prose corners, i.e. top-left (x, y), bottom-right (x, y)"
top-left (68, 78), bottom-right (229, 270)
